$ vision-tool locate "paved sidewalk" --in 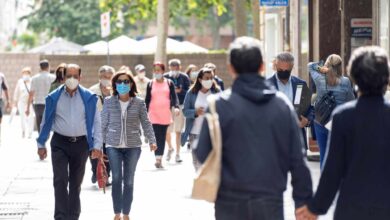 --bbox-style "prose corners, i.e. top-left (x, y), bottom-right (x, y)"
top-left (0, 115), bottom-right (334, 220)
